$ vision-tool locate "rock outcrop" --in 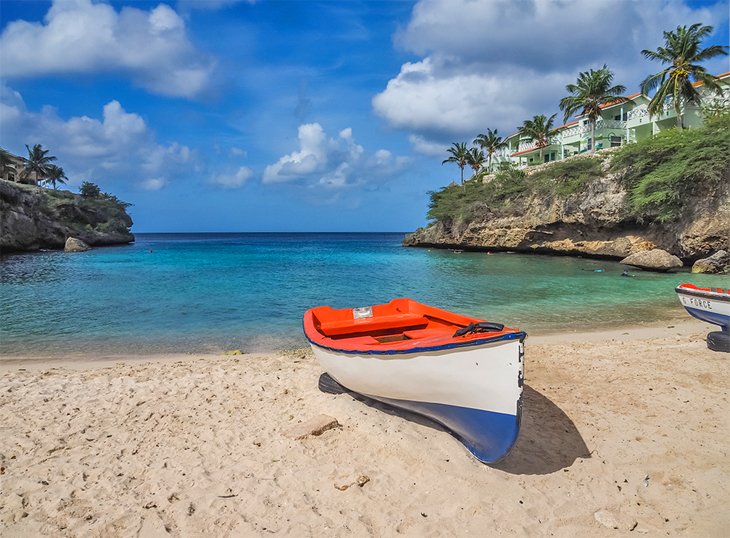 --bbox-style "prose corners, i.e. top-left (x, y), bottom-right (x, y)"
top-left (620, 249), bottom-right (683, 272)
top-left (404, 166), bottom-right (730, 264)
top-left (64, 237), bottom-right (91, 252)
top-left (0, 179), bottom-right (134, 253)
top-left (692, 250), bottom-right (730, 274)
